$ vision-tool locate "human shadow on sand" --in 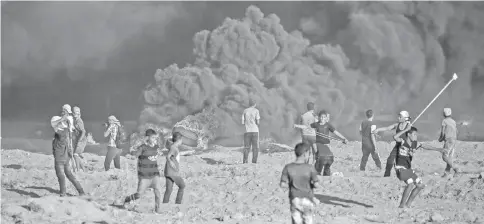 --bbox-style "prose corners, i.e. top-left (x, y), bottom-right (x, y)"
top-left (3, 164), bottom-right (22, 170)
top-left (6, 189), bottom-right (40, 198)
top-left (26, 186), bottom-right (59, 194)
top-left (315, 194), bottom-right (373, 208)
top-left (201, 157), bottom-right (226, 165)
